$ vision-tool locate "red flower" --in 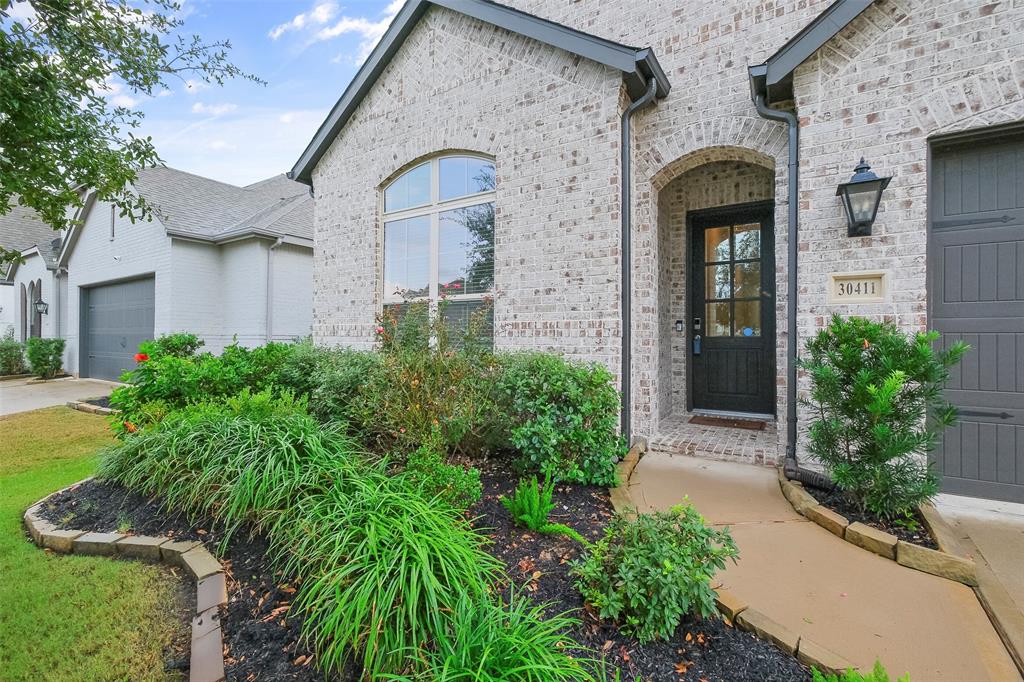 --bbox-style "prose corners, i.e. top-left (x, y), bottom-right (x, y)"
top-left (123, 421), bottom-right (138, 433)
top-left (862, 339), bottom-right (870, 350)
top-left (134, 353), bottom-right (149, 362)
top-left (375, 326), bottom-right (385, 335)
